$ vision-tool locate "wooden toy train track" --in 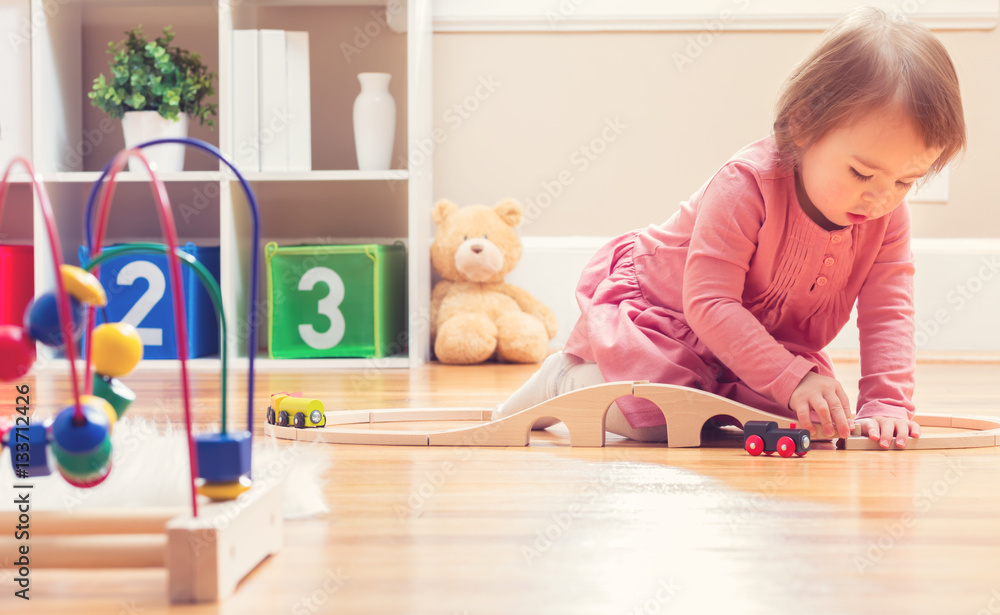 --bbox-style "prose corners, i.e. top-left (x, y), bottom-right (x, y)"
top-left (263, 382), bottom-right (1000, 451)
